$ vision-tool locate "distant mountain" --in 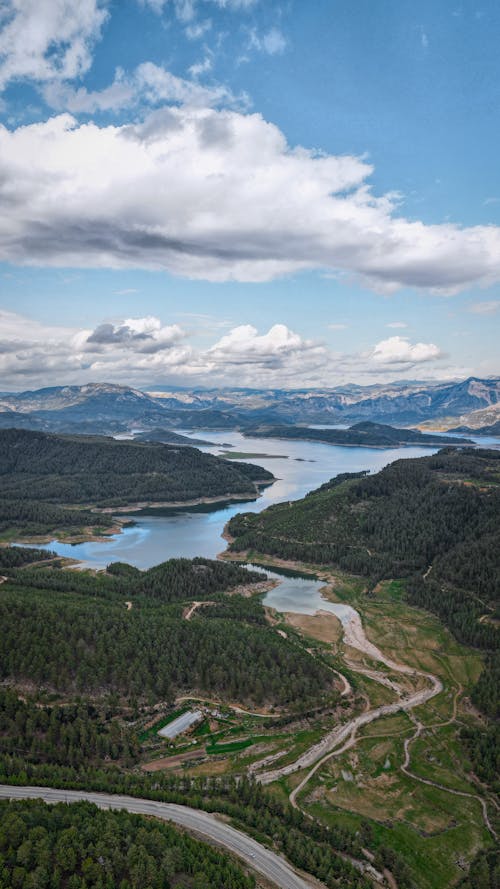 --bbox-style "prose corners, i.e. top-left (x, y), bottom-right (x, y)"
top-left (148, 377), bottom-right (500, 425)
top-left (449, 420), bottom-right (500, 436)
top-left (1, 377), bottom-right (499, 433)
top-left (437, 402), bottom-right (500, 432)
top-left (242, 421), bottom-right (472, 448)
top-left (0, 383), bottom-right (171, 429)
